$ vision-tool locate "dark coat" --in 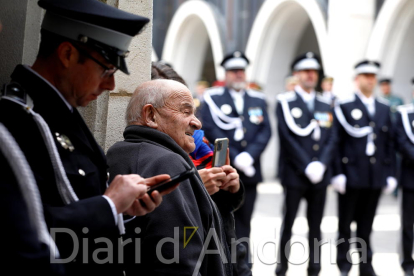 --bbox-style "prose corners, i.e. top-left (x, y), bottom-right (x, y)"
top-left (200, 87), bottom-right (271, 185)
top-left (0, 65), bottom-right (122, 276)
top-left (333, 94), bottom-right (396, 189)
top-left (276, 91), bottom-right (337, 189)
top-left (106, 125), bottom-right (232, 276)
top-left (0, 130), bottom-right (64, 275)
top-left (395, 107), bottom-right (414, 190)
